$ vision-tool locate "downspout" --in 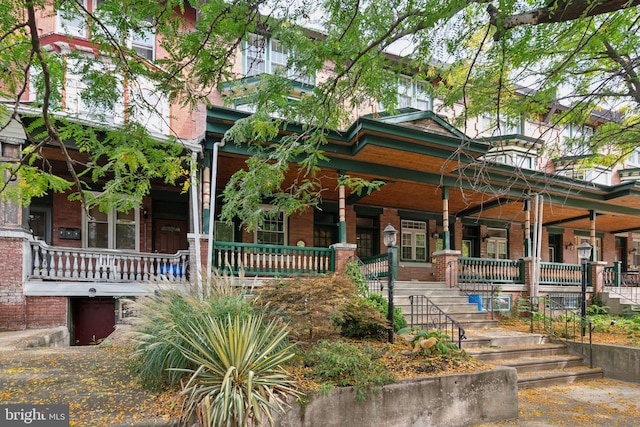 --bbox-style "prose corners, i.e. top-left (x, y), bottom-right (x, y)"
top-left (190, 151), bottom-right (202, 297)
top-left (207, 140), bottom-right (225, 277)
